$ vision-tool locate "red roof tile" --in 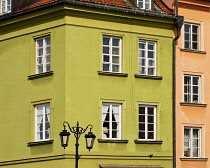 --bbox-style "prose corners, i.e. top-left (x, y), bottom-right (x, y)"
top-left (155, 0), bottom-right (174, 14)
top-left (17, 0), bottom-right (132, 12)
top-left (16, 0), bottom-right (173, 14)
